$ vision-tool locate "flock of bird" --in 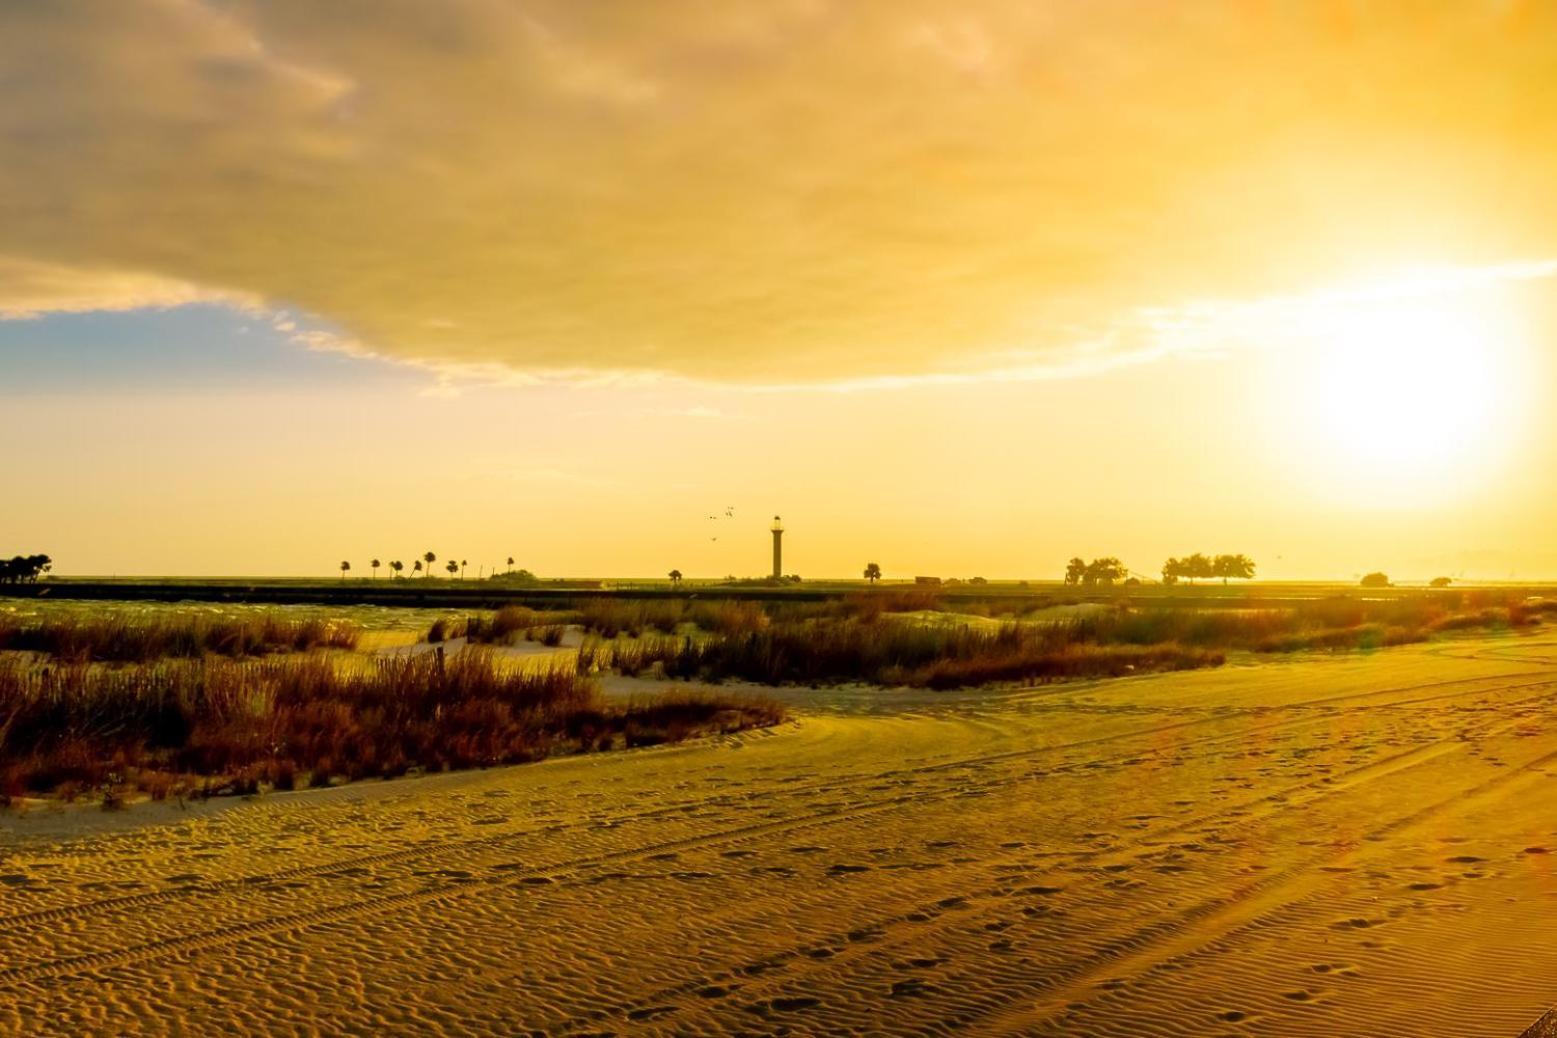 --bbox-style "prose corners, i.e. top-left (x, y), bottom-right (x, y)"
top-left (706, 505), bottom-right (736, 540)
